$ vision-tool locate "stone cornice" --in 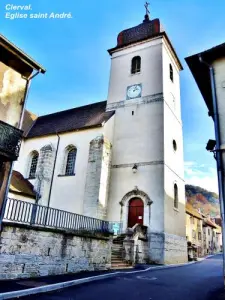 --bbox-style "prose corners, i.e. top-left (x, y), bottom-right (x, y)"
top-left (106, 93), bottom-right (163, 111)
top-left (112, 160), bottom-right (164, 168)
top-left (111, 161), bottom-right (185, 182)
